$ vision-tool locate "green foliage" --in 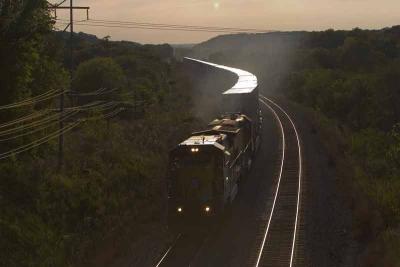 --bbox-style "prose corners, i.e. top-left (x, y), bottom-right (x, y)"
top-left (73, 57), bottom-right (126, 94)
top-left (351, 129), bottom-right (389, 176)
top-left (285, 27), bottom-right (400, 265)
top-left (0, 0), bottom-right (68, 124)
top-left (0, 14), bottom-right (198, 265)
top-left (388, 124), bottom-right (400, 175)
